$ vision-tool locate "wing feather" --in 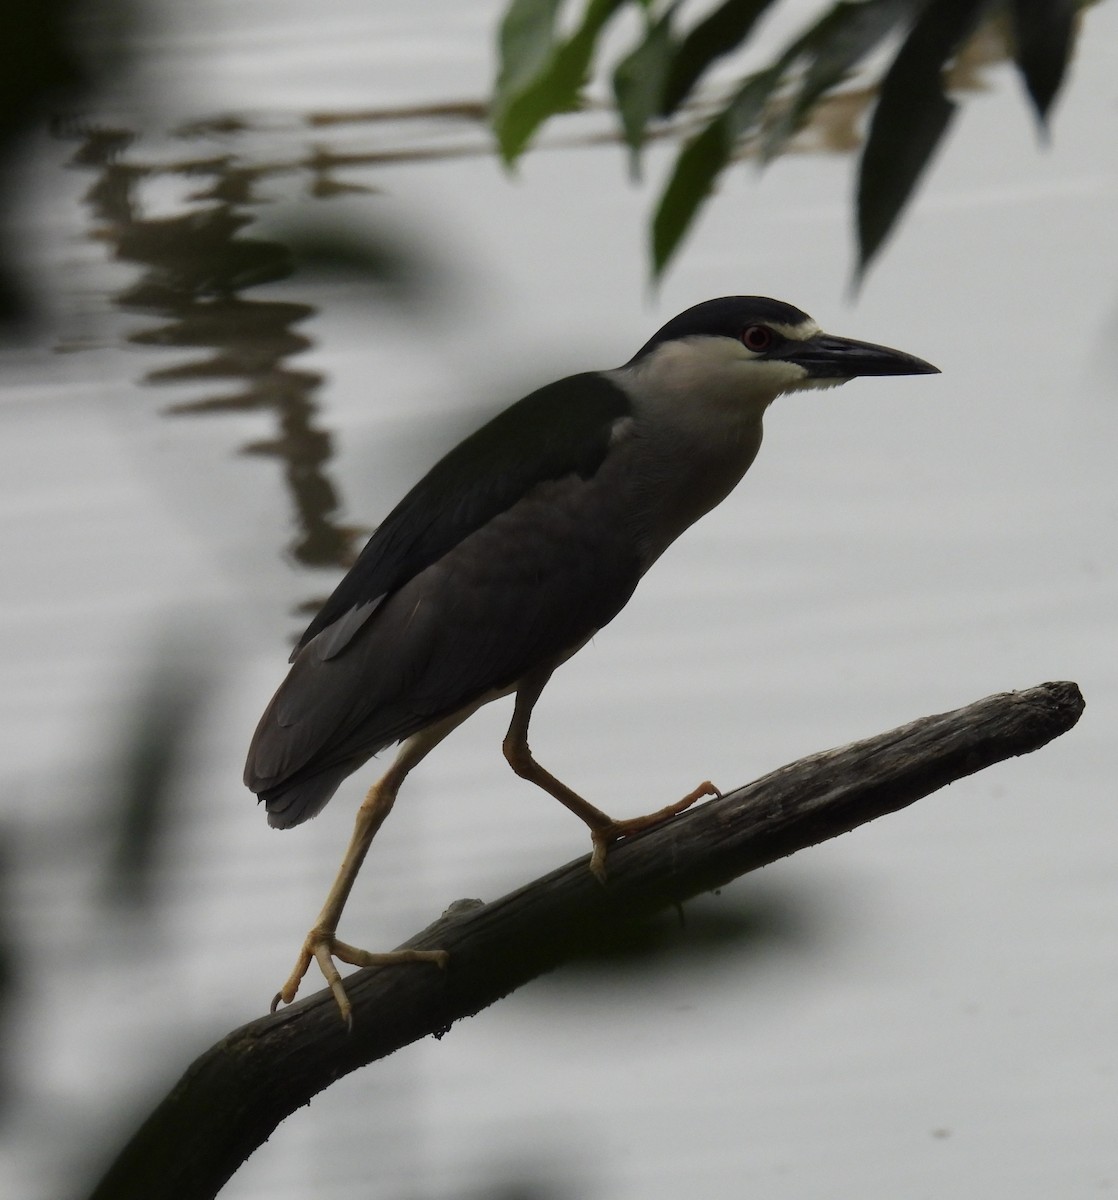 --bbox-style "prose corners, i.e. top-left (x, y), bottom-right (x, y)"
top-left (250, 470), bottom-right (644, 796)
top-left (293, 371), bottom-right (632, 660)
top-left (247, 372), bottom-right (638, 824)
